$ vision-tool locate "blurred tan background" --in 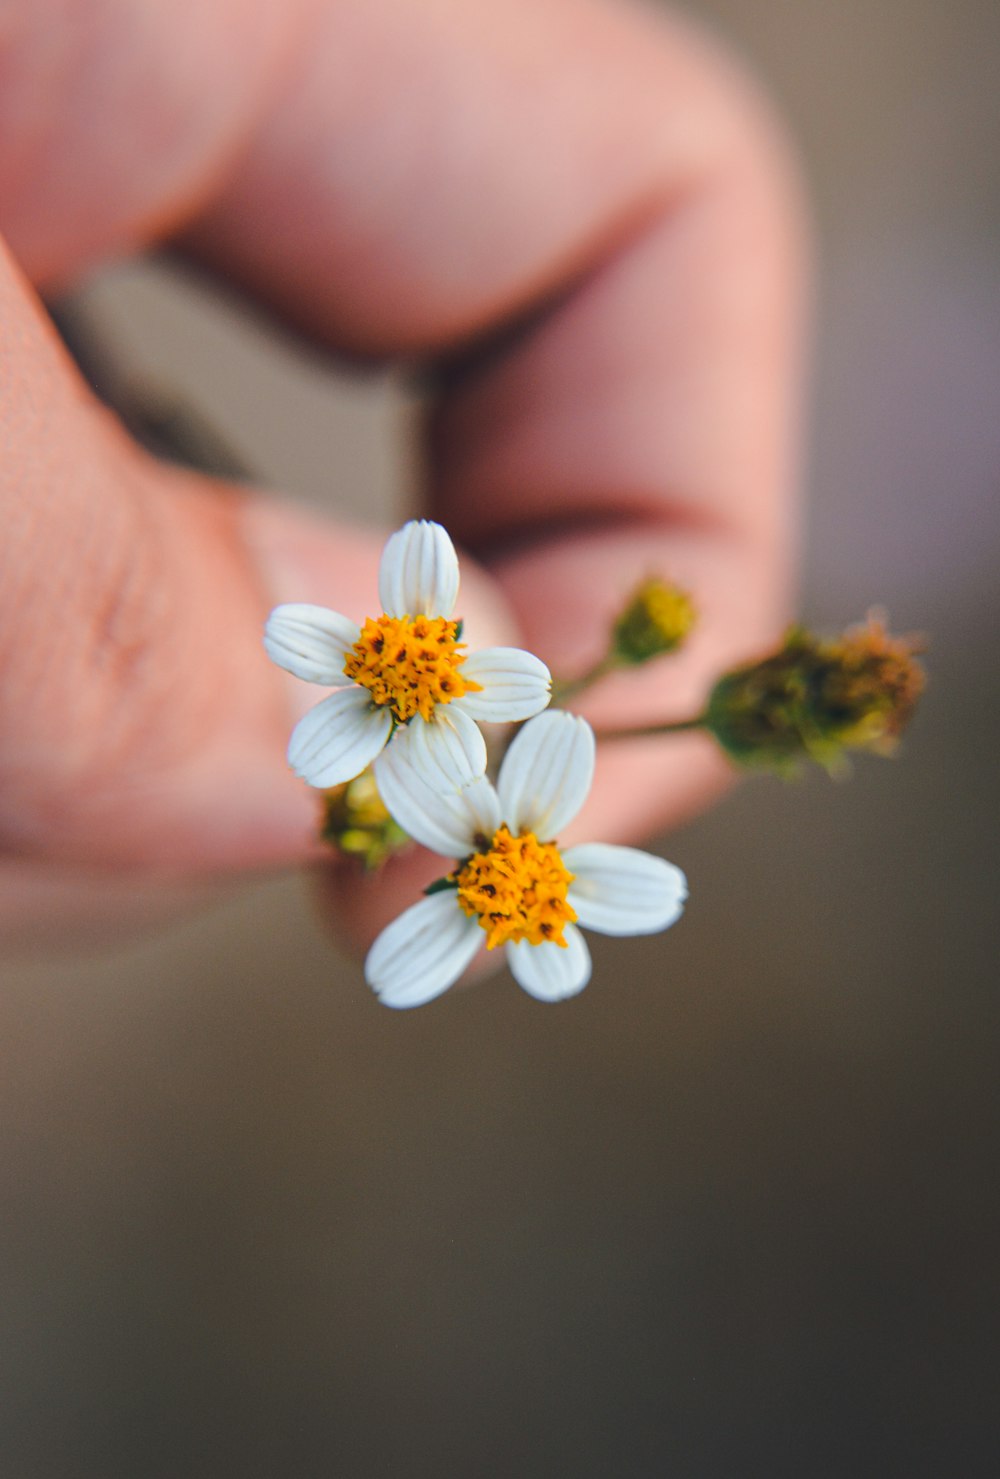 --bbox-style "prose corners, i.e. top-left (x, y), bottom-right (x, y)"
top-left (3, 1), bottom-right (998, 1474)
